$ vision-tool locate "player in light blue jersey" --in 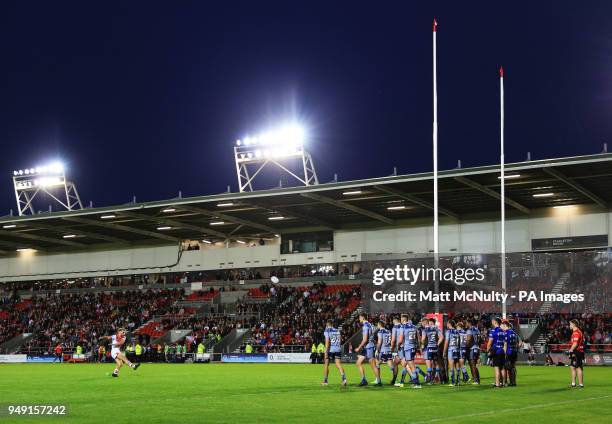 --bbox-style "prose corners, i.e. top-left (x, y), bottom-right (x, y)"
top-left (421, 317), bottom-right (444, 384)
top-left (396, 314), bottom-right (422, 388)
top-left (444, 320), bottom-right (461, 386)
top-left (355, 313), bottom-right (380, 387)
top-left (375, 321), bottom-right (393, 386)
top-left (321, 320), bottom-right (347, 386)
top-left (466, 319), bottom-right (481, 384)
top-left (456, 321), bottom-right (470, 383)
top-left (390, 317), bottom-right (402, 385)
